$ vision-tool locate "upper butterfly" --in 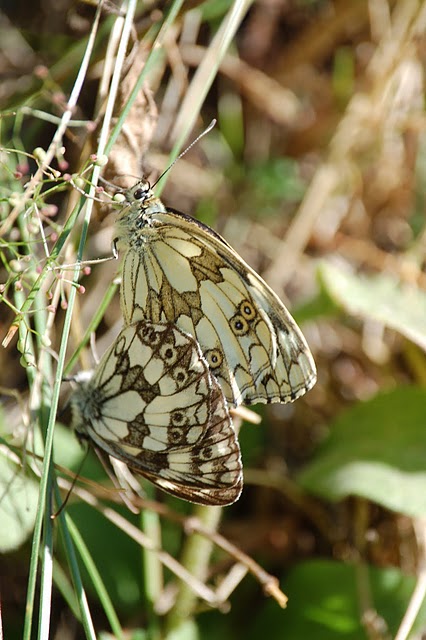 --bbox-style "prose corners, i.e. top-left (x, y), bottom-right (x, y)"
top-left (115, 181), bottom-right (316, 406)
